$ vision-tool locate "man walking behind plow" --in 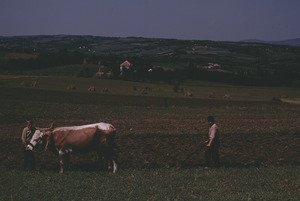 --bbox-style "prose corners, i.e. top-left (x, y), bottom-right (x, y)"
top-left (204, 116), bottom-right (220, 169)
